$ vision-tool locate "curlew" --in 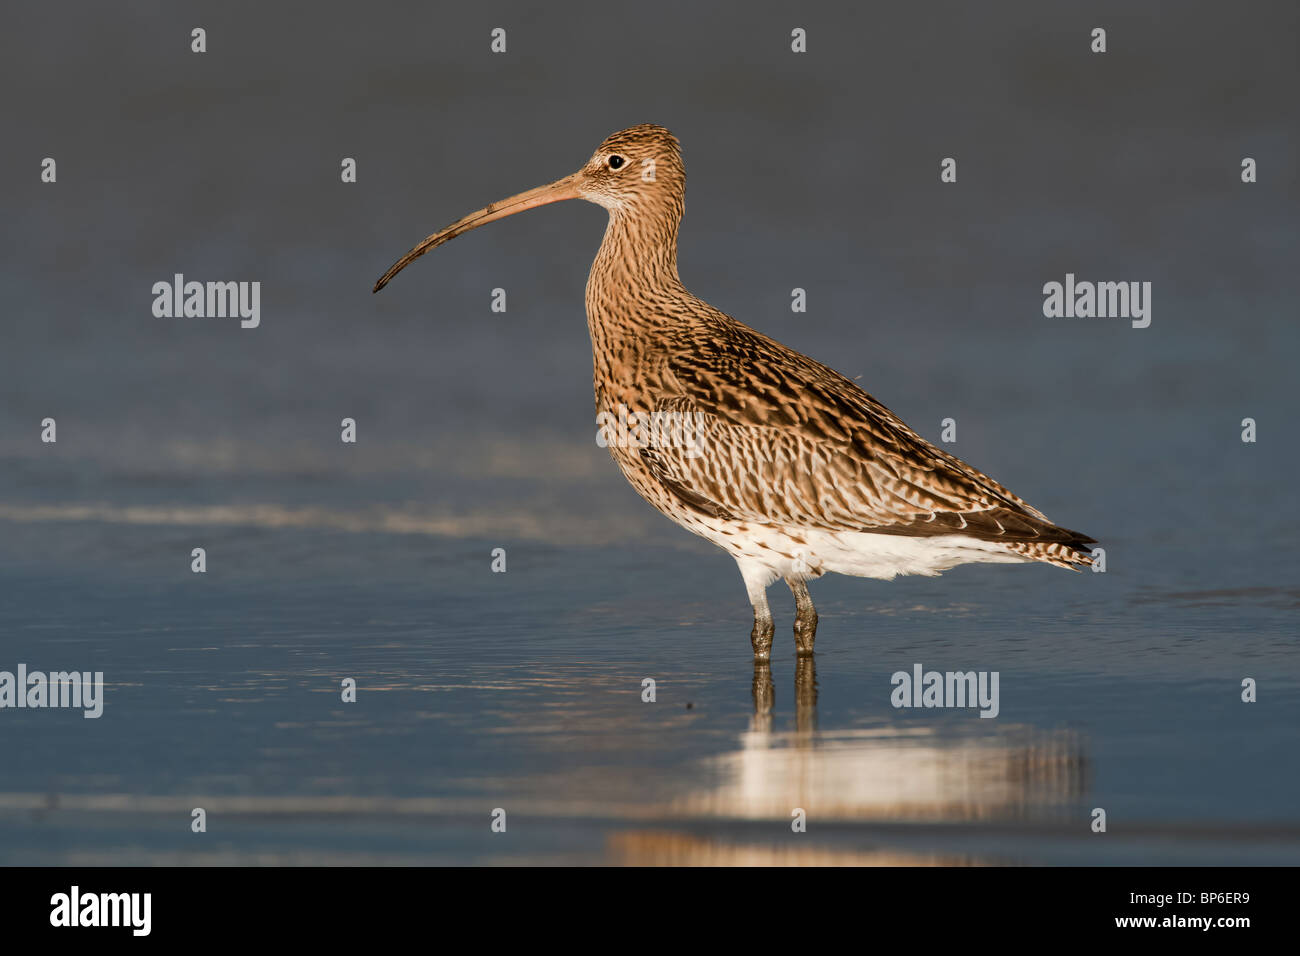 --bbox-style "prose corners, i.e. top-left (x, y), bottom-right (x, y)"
top-left (374, 125), bottom-right (1096, 661)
